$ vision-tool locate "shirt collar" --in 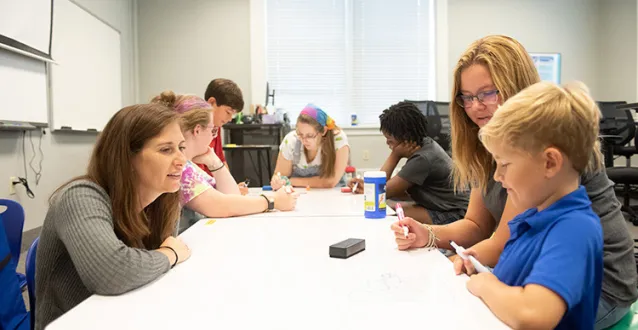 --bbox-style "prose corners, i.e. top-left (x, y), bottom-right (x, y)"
top-left (508, 186), bottom-right (591, 236)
